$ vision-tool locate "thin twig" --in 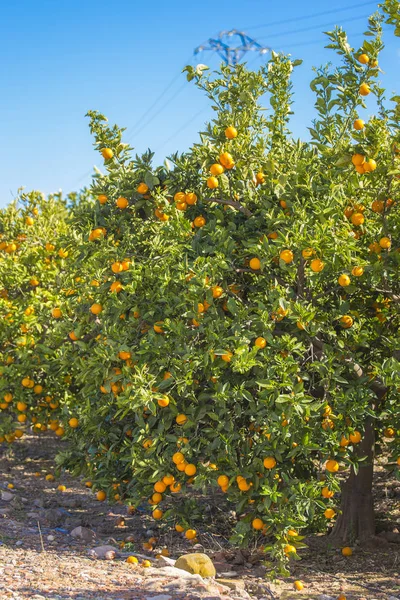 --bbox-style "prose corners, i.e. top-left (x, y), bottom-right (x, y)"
top-left (203, 197), bottom-right (253, 217)
top-left (37, 520), bottom-right (45, 553)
